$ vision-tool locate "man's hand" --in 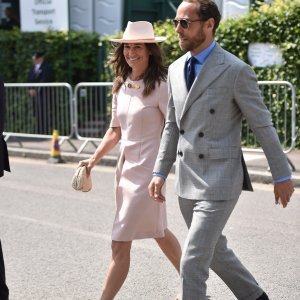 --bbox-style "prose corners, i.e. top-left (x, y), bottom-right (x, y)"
top-left (274, 179), bottom-right (294, 208)
top-left (148, 176), bottom-right (166, 203)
